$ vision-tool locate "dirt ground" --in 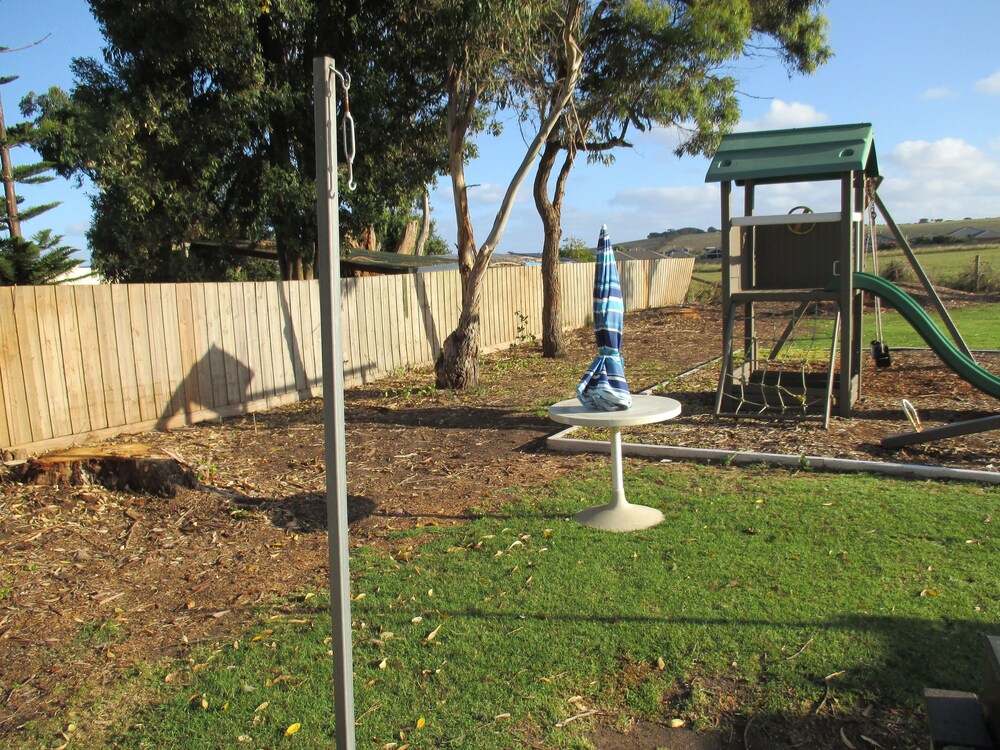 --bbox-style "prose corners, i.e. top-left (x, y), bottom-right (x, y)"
top-left (2, 296), bottom-right (998, 749)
